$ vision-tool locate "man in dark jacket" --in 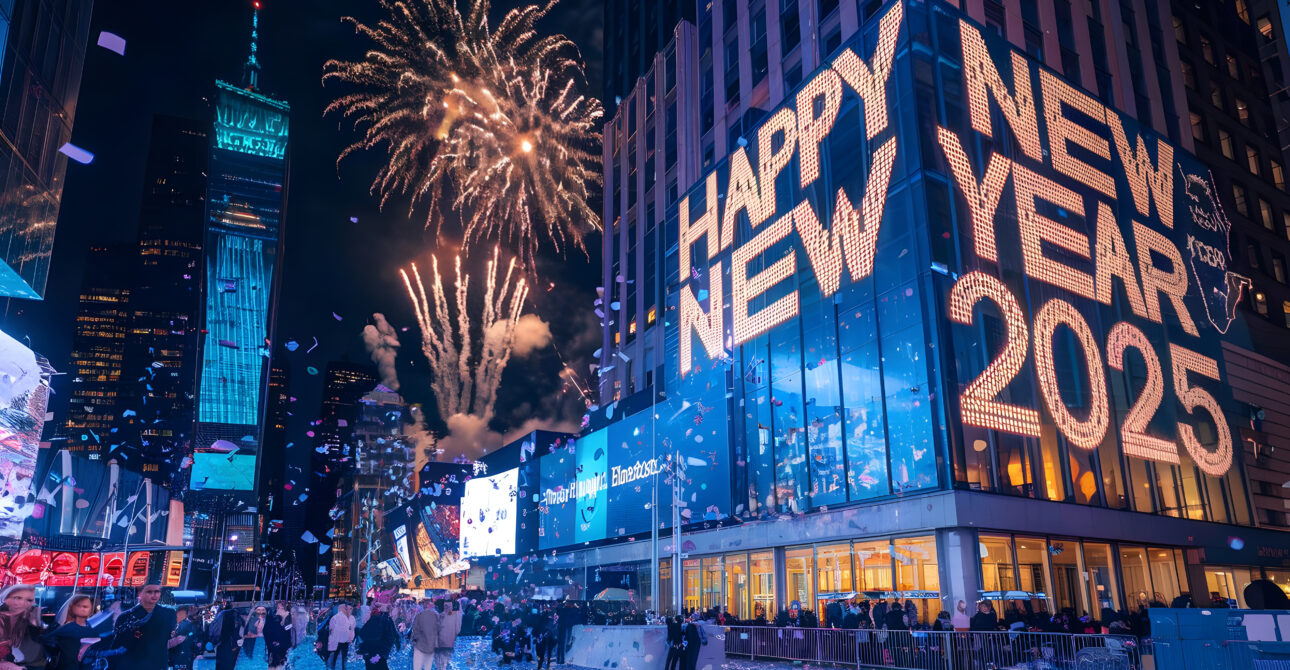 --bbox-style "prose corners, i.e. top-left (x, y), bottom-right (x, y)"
top-left (824, 600), bottom-right (843, 629)
top-left (680, 614), bottom-right (707, 670)
top-left (969, 601), bottom-right (999, 631)
top-left (774, 601), bottom-right (817, 627)
top-left (111, 584), bottom-right (178, 670)
top-left (554, 601), bottom-right (583, 664)
top-left (168, 607), bottom-right (197, 670)
top-left (664, 615), bottom-right (684, 670)
top-left (356, 604), bottom-right (401, 670)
